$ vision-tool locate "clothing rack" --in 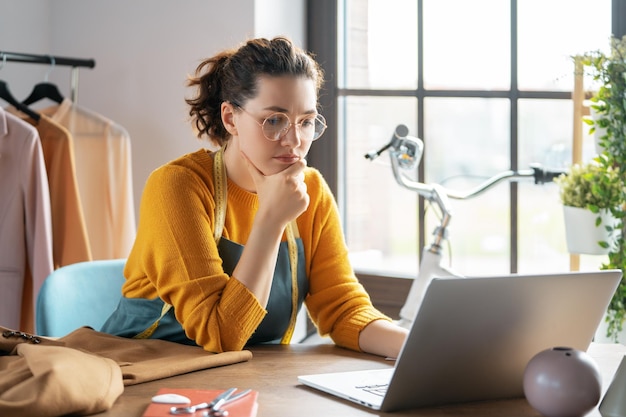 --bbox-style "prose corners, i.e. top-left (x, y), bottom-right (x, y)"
top-left (0, 51), bottom-right (96, 103)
